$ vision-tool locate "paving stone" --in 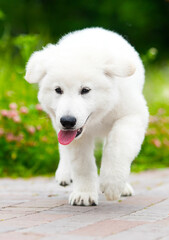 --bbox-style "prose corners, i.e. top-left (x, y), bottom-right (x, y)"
top-left (68, 219), bottom-right (148, 237)
top-left (0, 213), bottom-right (71, 233)
top-left (16, 199), bottom-right (67, 208)
top-left (1, 207), bottom-right (48, 214)
top-left (160, 235), bottom-right (169, 240)
top-left (0, 169), bottom-right (168, 239)
top-left (0, 211), bottom-right (26, 221)
top-left (41, 235), bottom-right (101, 240)
top-left (0, 200), bottom-right (26, 209)
top-left (120, 198), bottom-right (169, 222)
top-left (86, 195), bottom-right (166, 219)
top-left (105, 217), bottom-right (169, 240)
top-left (0, 232), bottom-right (44, 240)
top-left (19, 213), bottom-right (108, 235)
